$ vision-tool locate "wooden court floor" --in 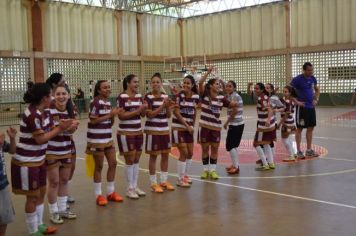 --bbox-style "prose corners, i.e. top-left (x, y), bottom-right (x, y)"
top-left (3, 106), bottom-right (356, 236)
